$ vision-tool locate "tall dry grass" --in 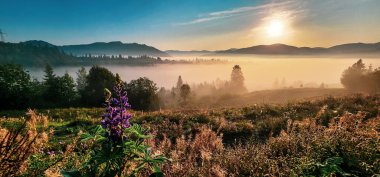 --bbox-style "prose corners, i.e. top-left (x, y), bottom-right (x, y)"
top-left (146, 110), bottom-right (379, 176)
top-left (0, 109), bottom-right (49, 176)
